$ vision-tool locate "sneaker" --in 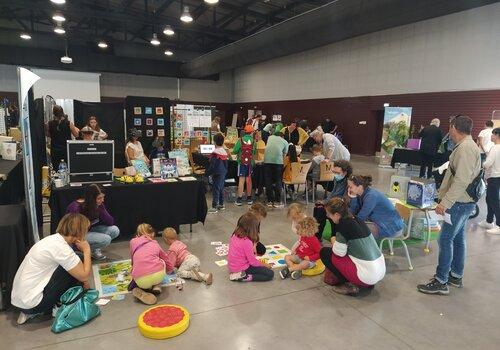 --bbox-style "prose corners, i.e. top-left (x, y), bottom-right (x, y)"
top-left (486, 226), bottom-right (500, 235)
top-left (279, 267), bottom-right (290, 279)
top-left (150, 284), bottom-right (162, 295)
top-left (247, 198), bottom-right (254, 205)
top-left (478, 220), bottom-right (495, 229)
top-left (417, 278), bottom-right (449, 295)
top-left (273, 202), bottom-right (285, 209)
top-left (266, 202), bottom-right (274, 208)
top-left (132, 287), bottom-right (157, 305)
top-left (448, 274), bottom-right (463, 288)
top-left (51, 305), bottom-right (59, 317)
top-left (345, 282), bottom-right (360, 295)
top-left (291, 270), bottom-right (302, 280)
top-left (16, 312), bottom-right (39, 325)
top-left (229, 271), bottom-right (246, 281)
top-left (217, 205), bottom-right (226, 211)
top-left (208, 207), bottom-right (219, 214)
top-left (91, 249), bottom-right (107, 261)
top-left (235, 198), bottom-right (243, 206)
